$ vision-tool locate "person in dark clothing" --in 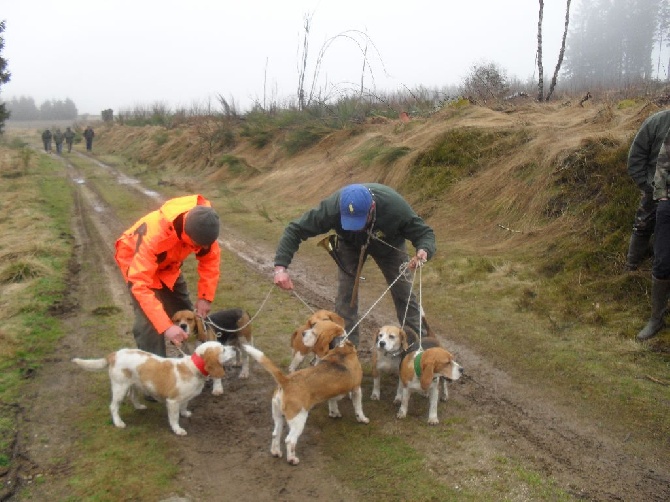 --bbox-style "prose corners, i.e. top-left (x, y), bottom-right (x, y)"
top-left (272, 183), bottom-right (436, 346)
top-left (64, 127), bottom-right (75, 153)
top-left (41, 129), bottom-right (52, 153)
top-left (83, 126), bottom-right (95, 151)
top-left (638, 128), bottom-right (670, 341)
top-left (625, 109), bottom-right (670, 271)
top-left (53, 128), bottom-right (64, 154)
